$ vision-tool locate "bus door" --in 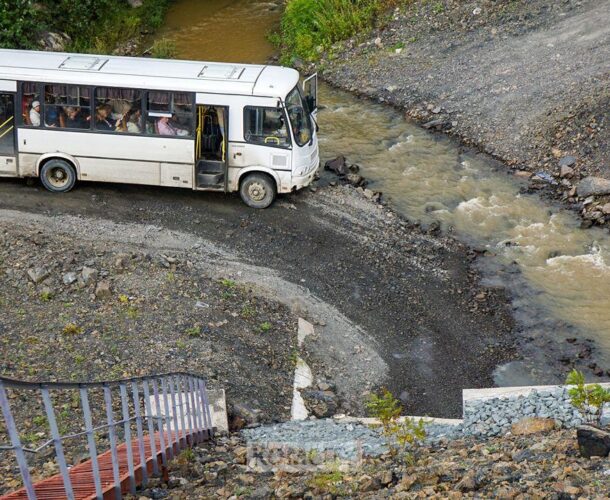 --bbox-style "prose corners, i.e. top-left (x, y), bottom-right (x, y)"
top-left (0, 93), bottom-right (17, 177)
top-left (195, 105), bottom-right (228, 191)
